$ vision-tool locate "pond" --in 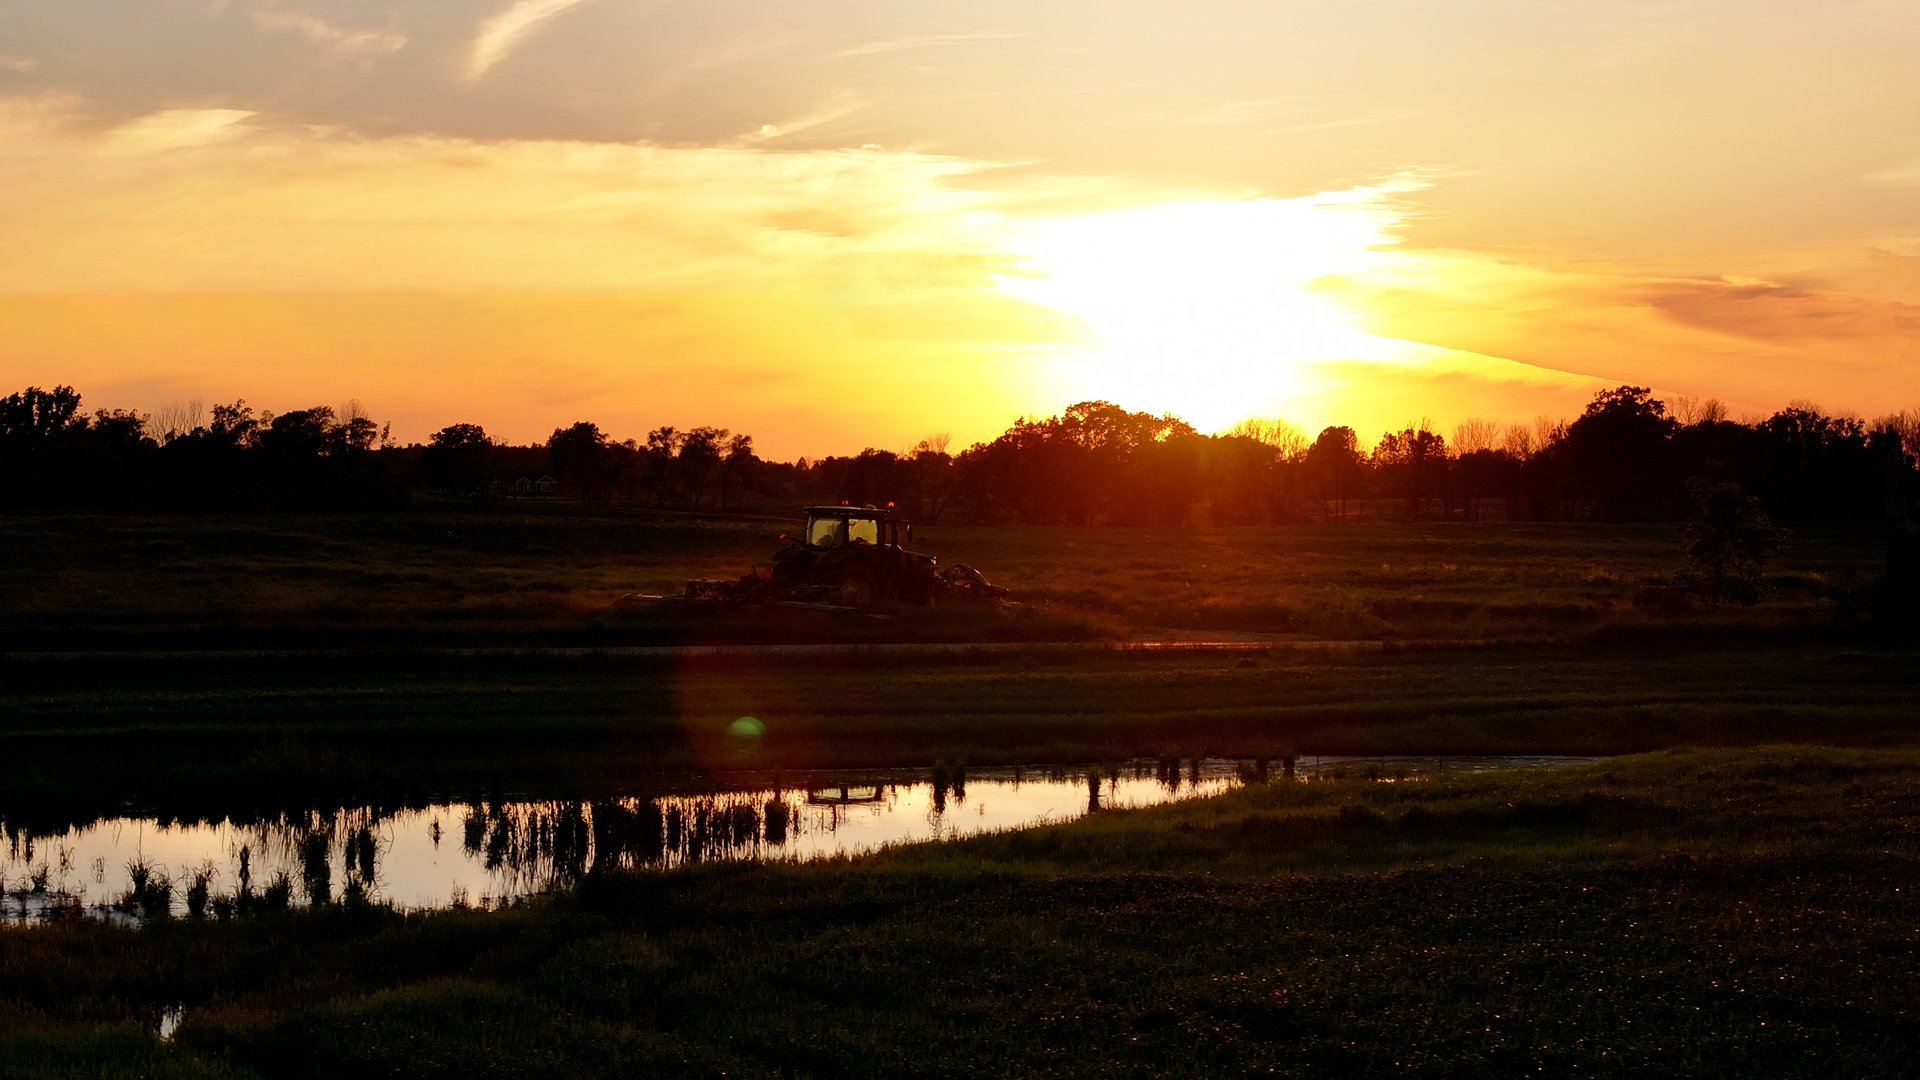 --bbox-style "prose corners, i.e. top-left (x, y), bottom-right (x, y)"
top-left (1, 756), bottom-right (1595, 922)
